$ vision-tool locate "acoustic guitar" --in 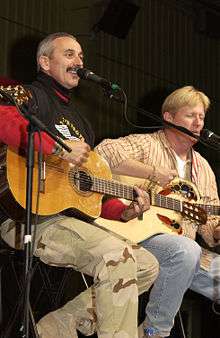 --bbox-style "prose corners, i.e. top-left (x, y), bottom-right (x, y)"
top-left (0, 146), bottom-right (206, 228)
top-left (96, 176), bottom-right (220, 243)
